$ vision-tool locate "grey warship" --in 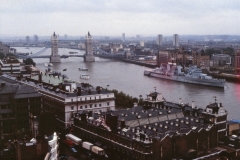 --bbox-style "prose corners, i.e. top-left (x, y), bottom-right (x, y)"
top-left (144, 64), bottom-right (225, 88)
